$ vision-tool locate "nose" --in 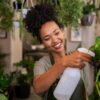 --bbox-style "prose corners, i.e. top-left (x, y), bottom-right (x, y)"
top-left (51, 35), bottom-right (58, 43)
